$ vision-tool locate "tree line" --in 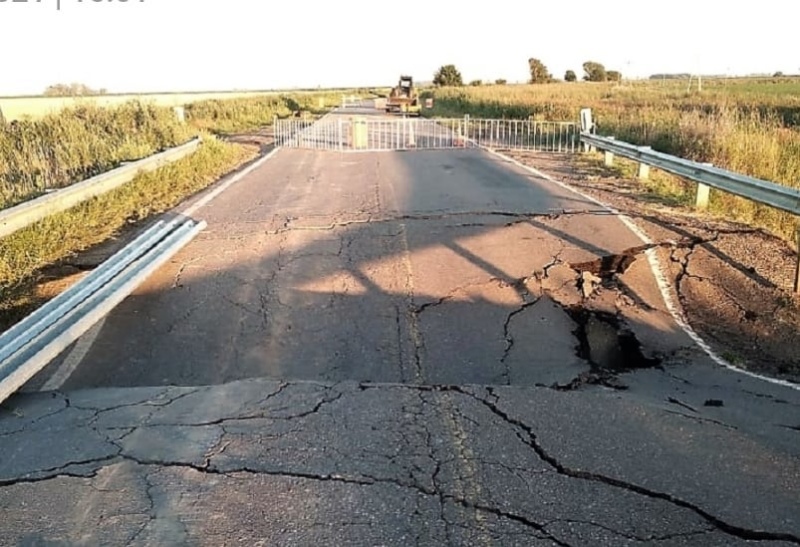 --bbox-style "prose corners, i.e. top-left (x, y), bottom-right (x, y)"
top-left (432, 59), bottom-right (623, 87)
top-left (42, 83), bottom-right (108, 97)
